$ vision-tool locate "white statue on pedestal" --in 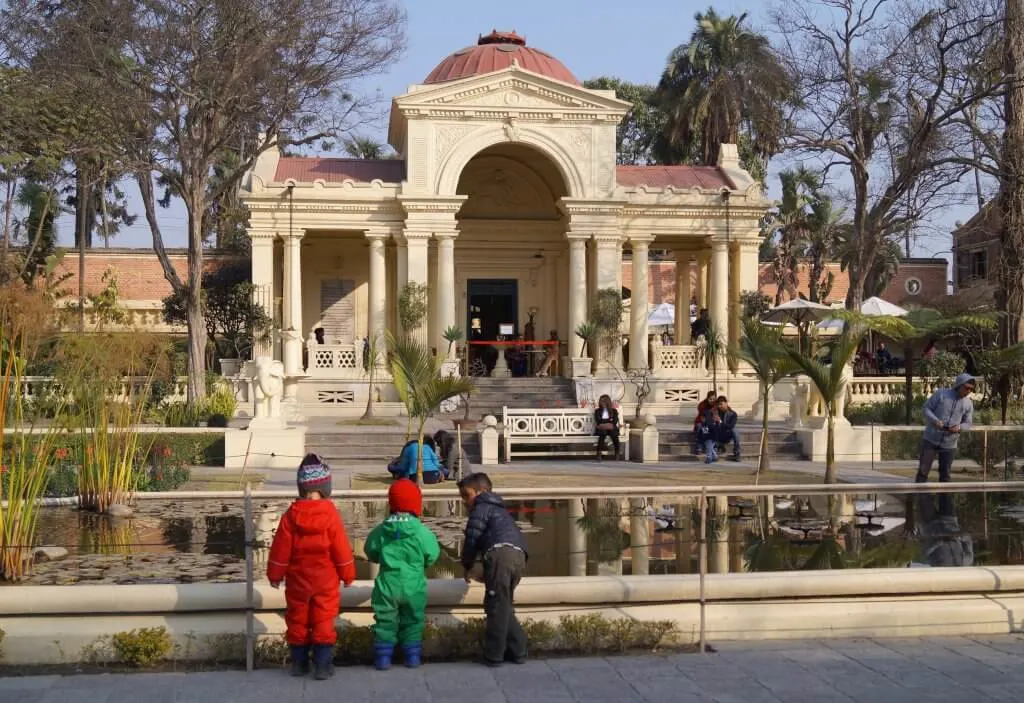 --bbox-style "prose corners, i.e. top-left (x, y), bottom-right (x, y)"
top-left (790, 376), bottom-right (811, 429)
top-left (252, 356), bottom-right (285, 421)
